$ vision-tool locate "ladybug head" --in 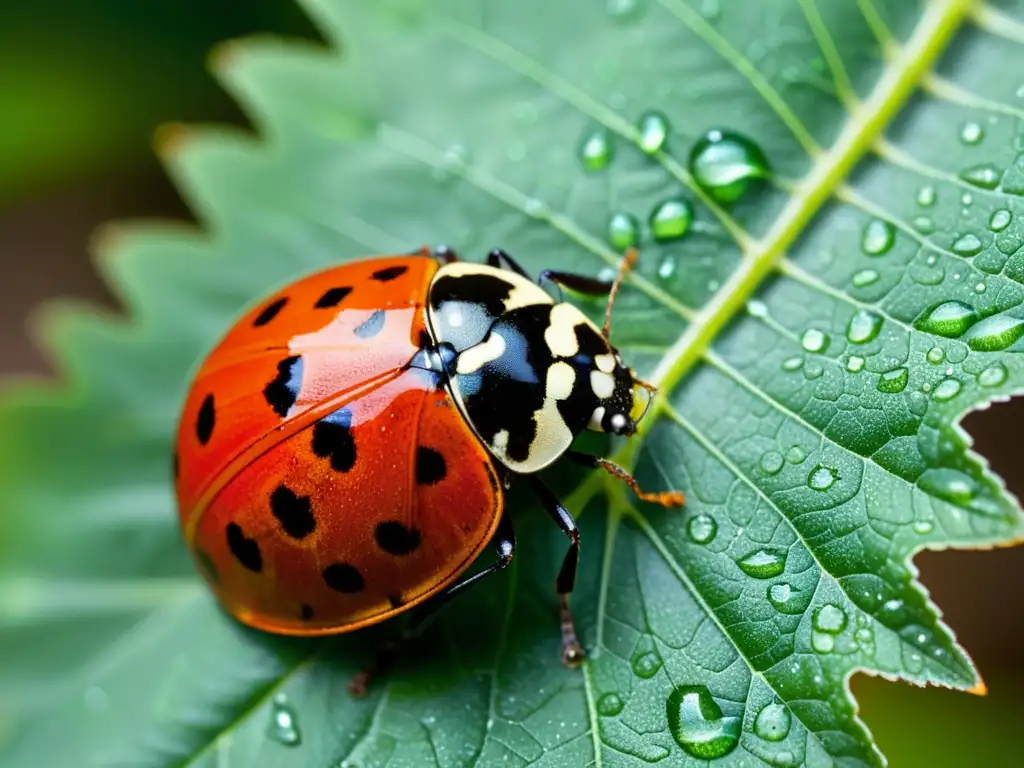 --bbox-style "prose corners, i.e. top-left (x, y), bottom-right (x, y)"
top-left (585, 351), bottom-right (655, 437)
